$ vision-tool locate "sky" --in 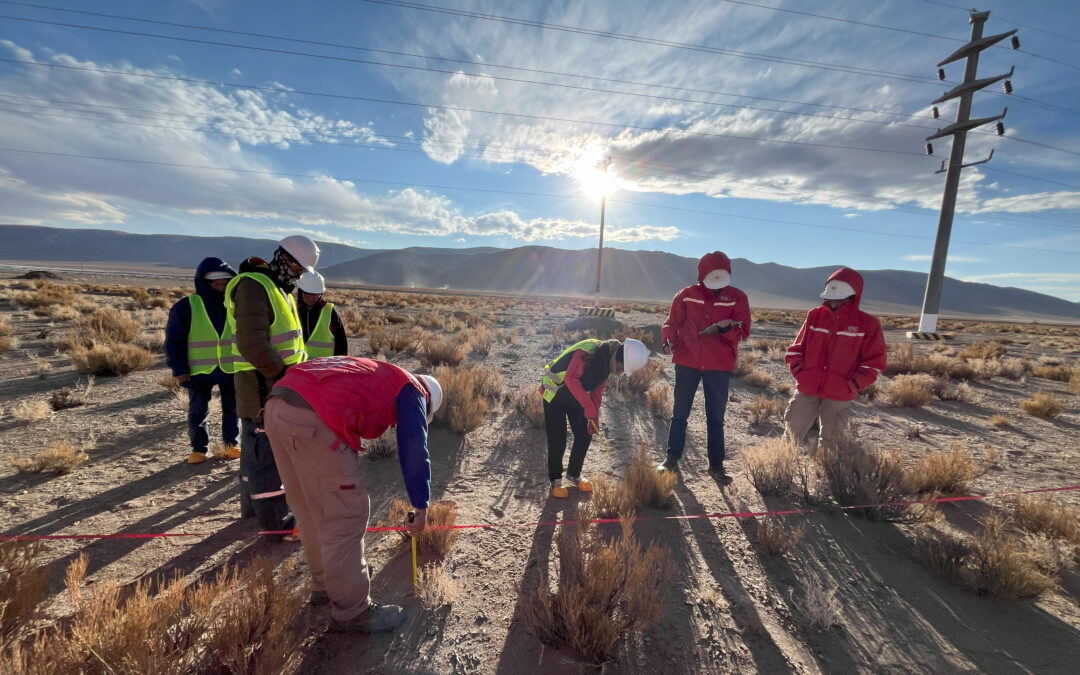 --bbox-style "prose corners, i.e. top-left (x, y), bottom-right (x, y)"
top-left (0, 0), bottom-right (1077, 302)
